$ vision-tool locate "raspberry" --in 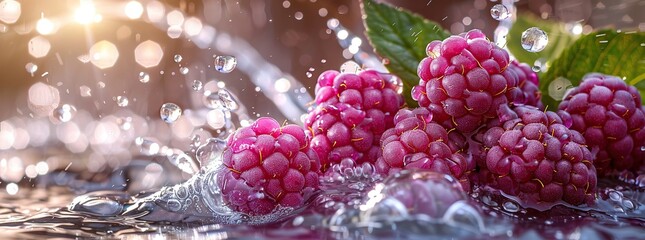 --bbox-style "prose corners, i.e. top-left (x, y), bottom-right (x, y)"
top-left (476, 105), bottom-right (597, 206)
top-left (558, 73), bottom-right (645, 176)
top-left (306, 69), bottom-right (403, 172)
top-left (505, 61), bottom-right (543, 109)
top-left (218, 117), bottom-right (320, 215)
top-left (412, 29), bottom-right (529, 134)
top-left (374, 108), bottom-right (475, 192)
